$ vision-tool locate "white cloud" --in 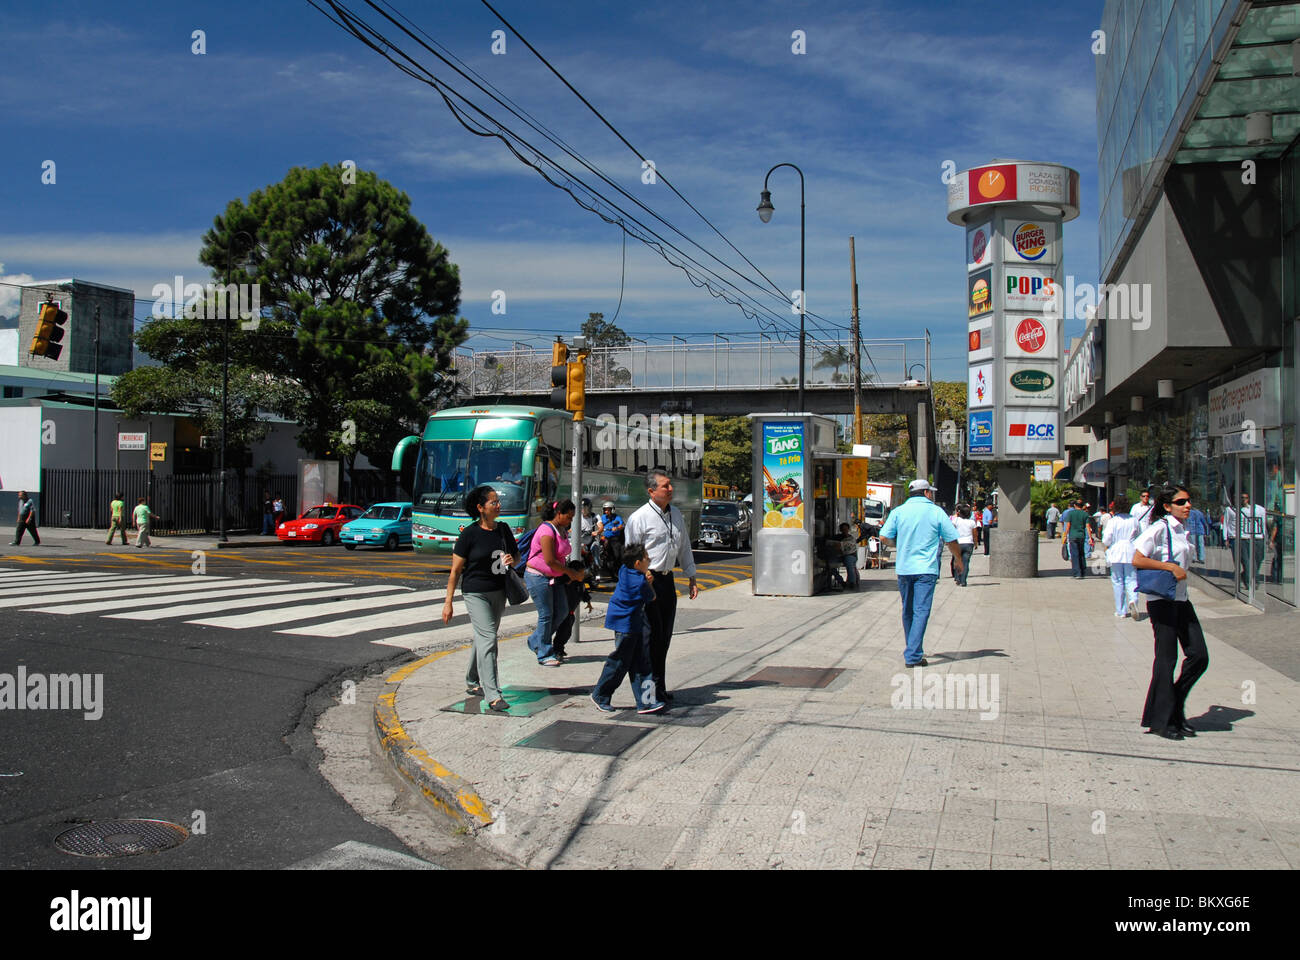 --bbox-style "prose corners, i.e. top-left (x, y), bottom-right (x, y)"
top-left (0, 264), bottom-right (37, 317)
